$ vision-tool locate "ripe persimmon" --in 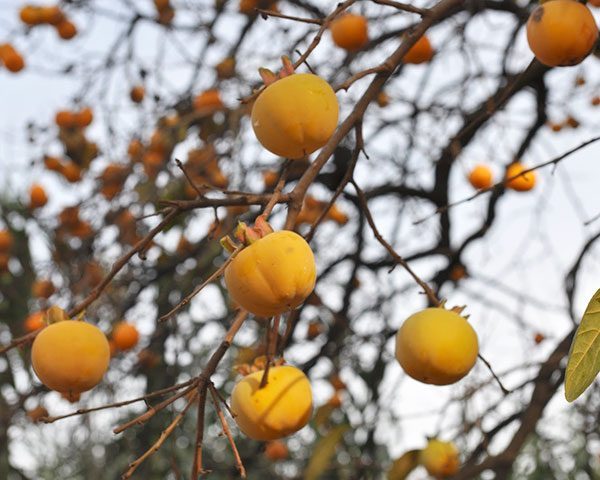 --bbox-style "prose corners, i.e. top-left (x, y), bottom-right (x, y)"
top-left (251, 73), bottom-right (339, 159)
top-left (32, 279), bottom-right (55, 299)
top-left (19, 6), bottom-right (44, 26)
top-left (55, 110), bottom-right (77, 128)
top-left (39, 6), bottom-right (64, 25)
top-left (467, 165), bottom-right (493, 190)
top-left (395, 307), bottom-right (478, 385)
top-left (127, 139), bottom-right (144, 161)
top-left (224, 230), bottom-right (316, 317)
top-left (330, 13), bottom-right (369, 51)
top-left (61, 162), bottom-right (82, 183)
top-left (419, 439), bottom-right (460, 478)
top-left (32, 320), bottom-right (110, 397)
top-left (231, 365), bottom-right (312, 440)
top-left (112, 322), bottom-right (139, 351)
top-left (130, 85), bottom-right (145, 103)
top-left (56, 19), bottom-right (77, 40)
top-left (526, 0), bottom-right (598, 67)
top-left (404, 35), bottom-right (434, 64)
top-left (264, 440), bottom-right (288, 461)
top-left (505, 163), bottom-right (536, 192)
top-left (24, 311), bottom-right (46, 332)
top-left (0, 44), bottom-right (25, 73)
top-left (75, 107), bottom-right (93, 127)
top-left (29, 184), bottom-right (48, 209)
top-left (193, 89), bottom-right (223, 112)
